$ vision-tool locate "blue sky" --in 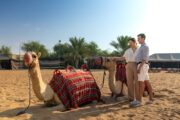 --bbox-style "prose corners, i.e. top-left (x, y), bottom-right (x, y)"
top-left (0, 0), bottom-right (180, 55)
